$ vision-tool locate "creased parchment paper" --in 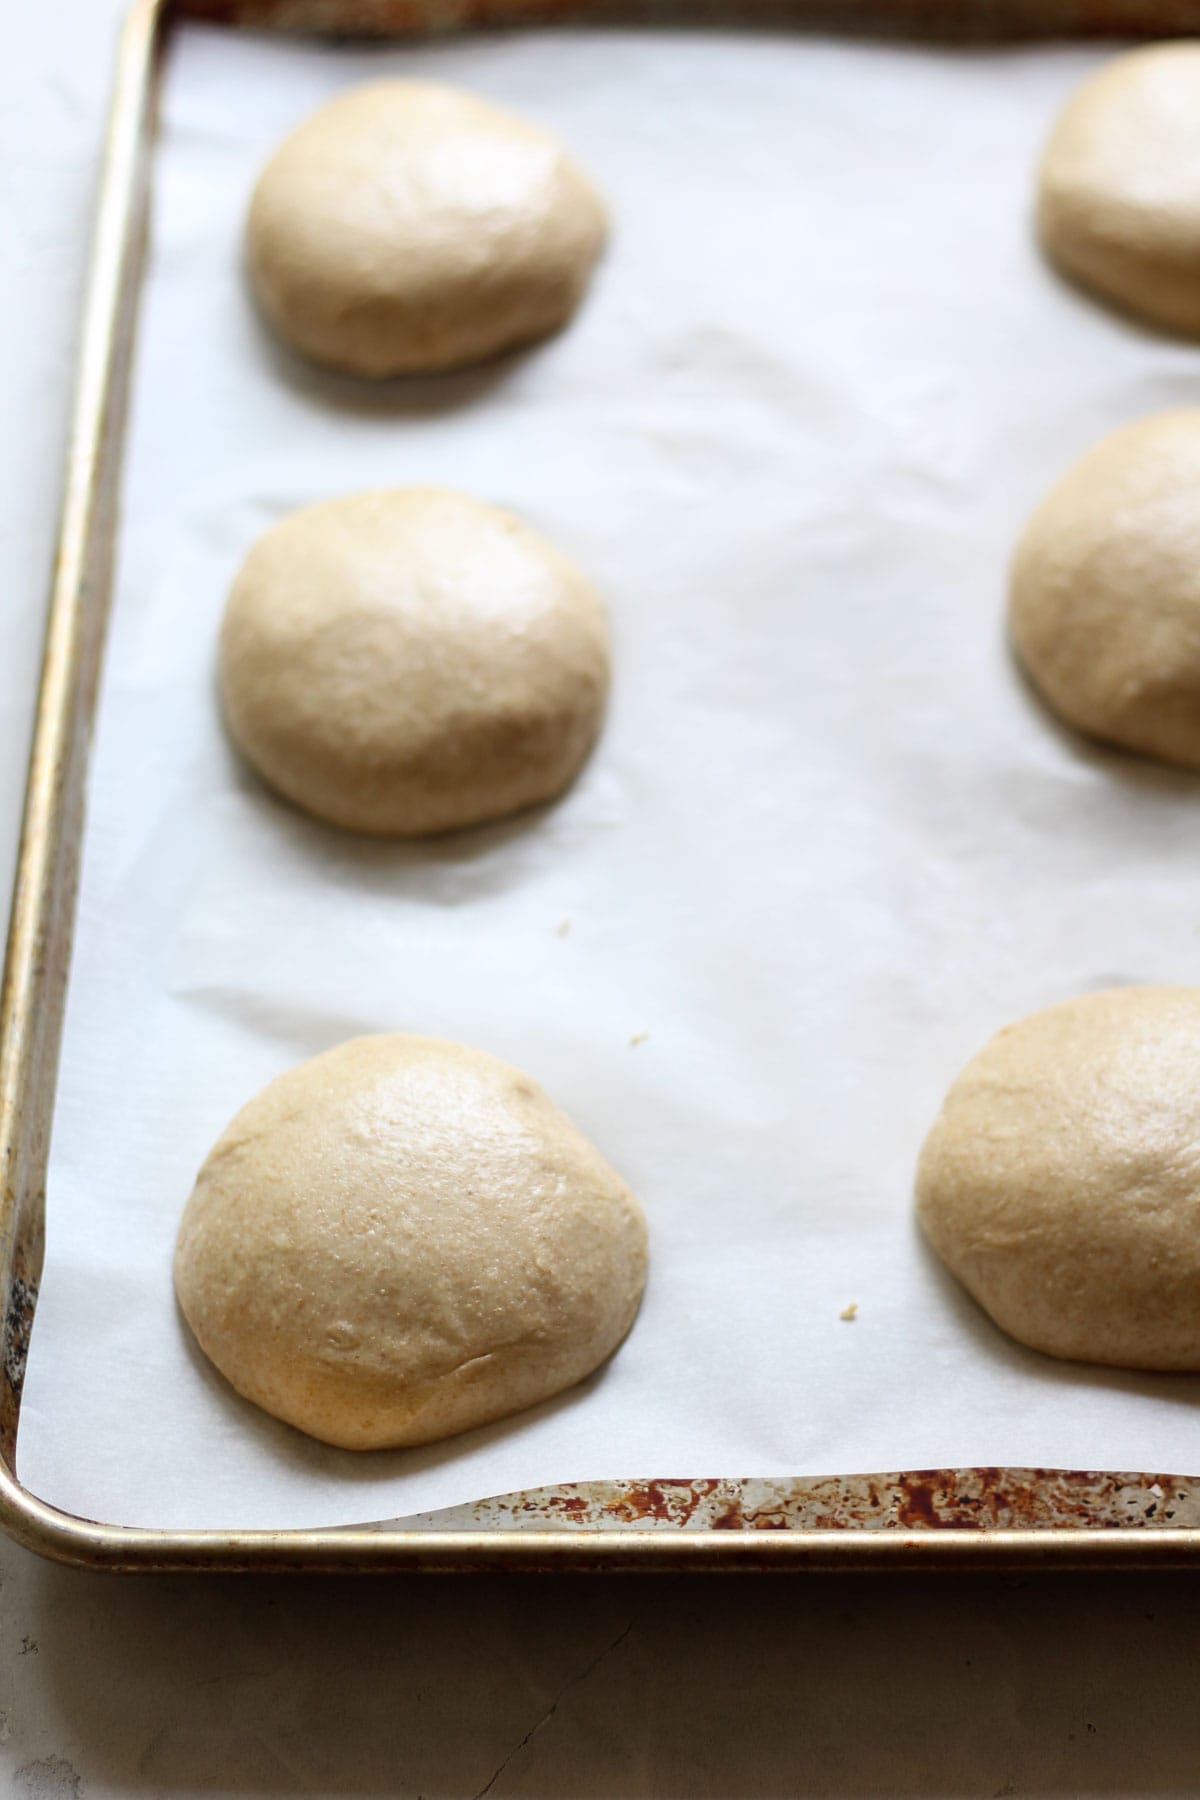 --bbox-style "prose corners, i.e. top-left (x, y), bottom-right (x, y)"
top-left (19, 23), bottom-right (1200, 1530)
